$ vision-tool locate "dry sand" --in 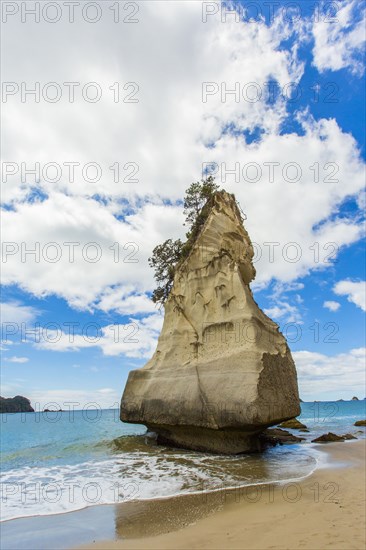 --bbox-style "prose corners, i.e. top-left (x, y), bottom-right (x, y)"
top-left (78, 440), bottom-right (365, 550)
